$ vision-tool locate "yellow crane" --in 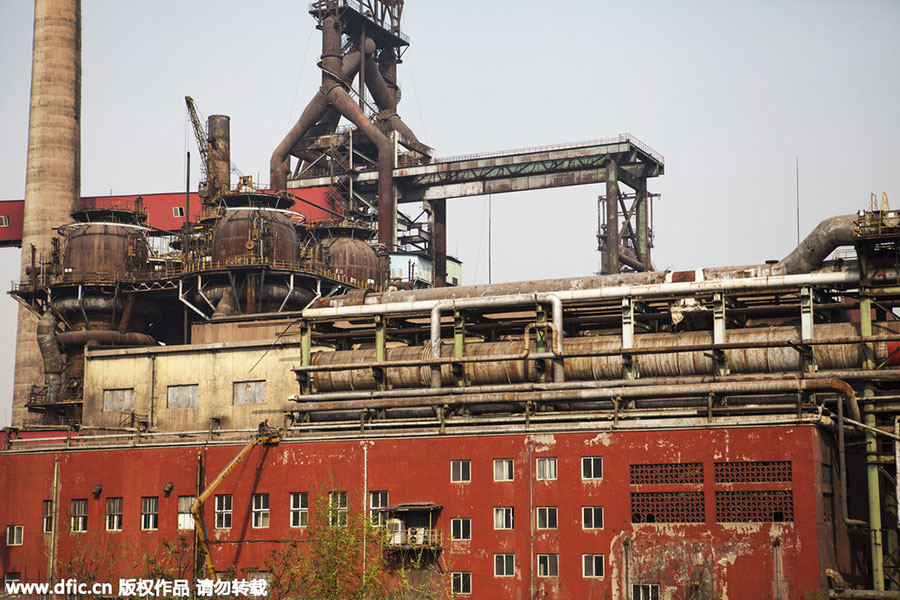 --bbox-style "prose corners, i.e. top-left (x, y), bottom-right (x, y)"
top-left (191, 424), bottom-right (282, 580)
